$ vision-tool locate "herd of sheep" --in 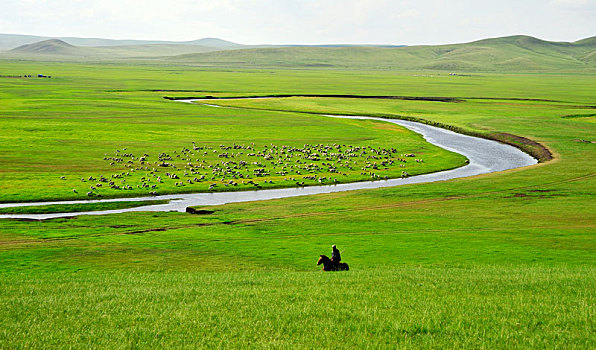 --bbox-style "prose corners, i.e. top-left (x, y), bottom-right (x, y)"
top-left (63, 142), bottom-right (423, 196)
